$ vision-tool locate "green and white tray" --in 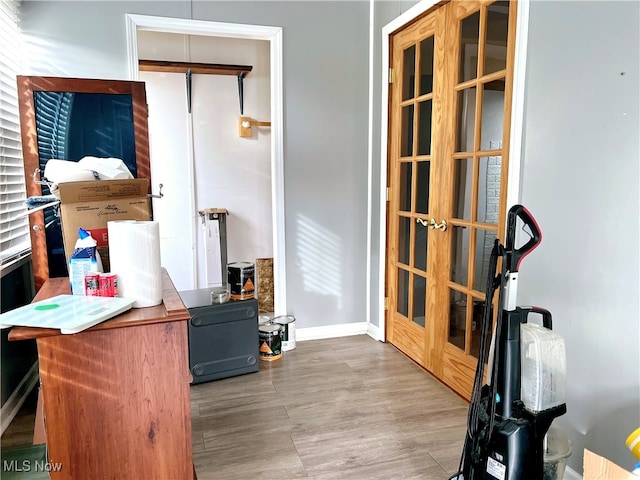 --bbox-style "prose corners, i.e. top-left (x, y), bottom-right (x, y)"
top-left (0, 294), bottom-right (135, 334)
